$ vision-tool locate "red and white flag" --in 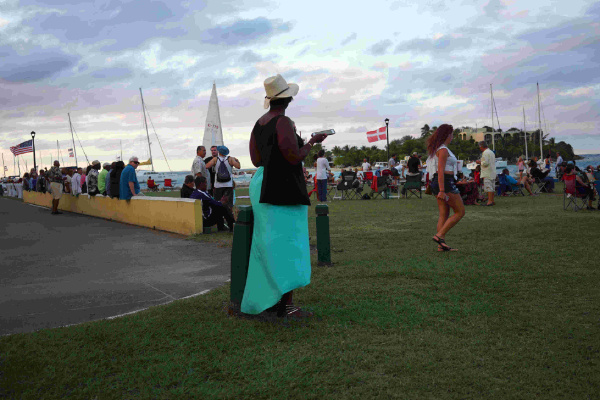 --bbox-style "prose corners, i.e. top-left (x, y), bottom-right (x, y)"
top-left (378, 126), bottom-right (387, 141)
top-left (366, 130), bottom-right (379, 143)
